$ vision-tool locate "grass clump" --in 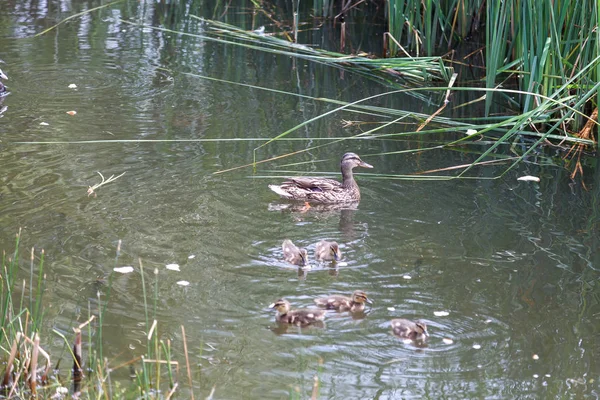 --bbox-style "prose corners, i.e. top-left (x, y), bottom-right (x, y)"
top-left (0, 232), bottom-right (198, 399)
